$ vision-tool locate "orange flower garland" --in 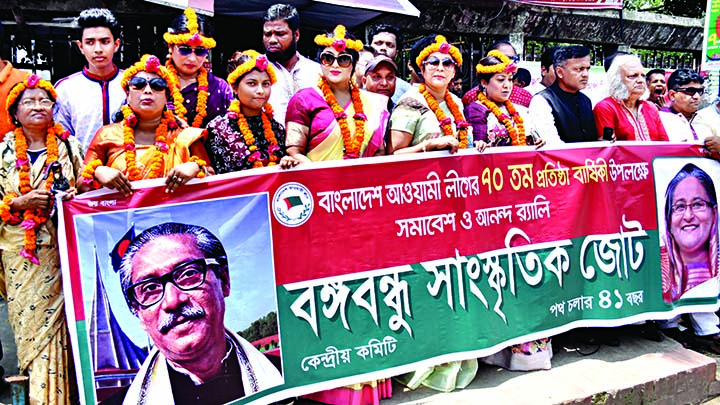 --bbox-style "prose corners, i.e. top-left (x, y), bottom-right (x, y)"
top-left (188, 155), bottom-right (207, 177)
top-left (227, 100), bottom-right (281, 168)
top-left (166, 64), bottom-right (209, 128)
top-left (81, 159), bottom-right (102, 189)
top-left (476, 92), bottom-right (526, 146)
top-left (121, 105), bottom-right (173, 180)
top-left (318, 77), bottom-right (367, 158)
top-left (0, 124), bottom-right (62, 264)
top-left (419, 84), bottom-right (469, 148)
